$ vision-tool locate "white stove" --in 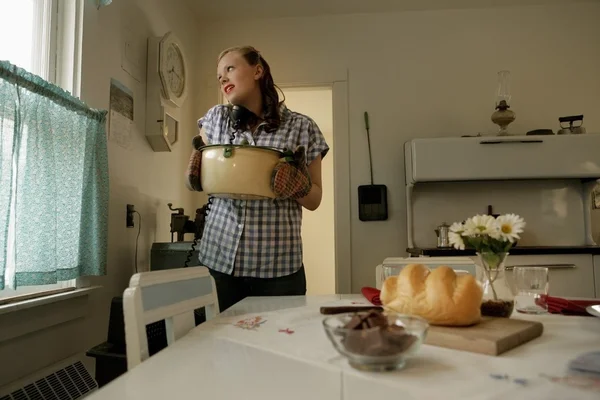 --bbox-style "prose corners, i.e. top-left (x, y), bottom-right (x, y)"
top-left (375, 253), bottom-right (599, 299)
